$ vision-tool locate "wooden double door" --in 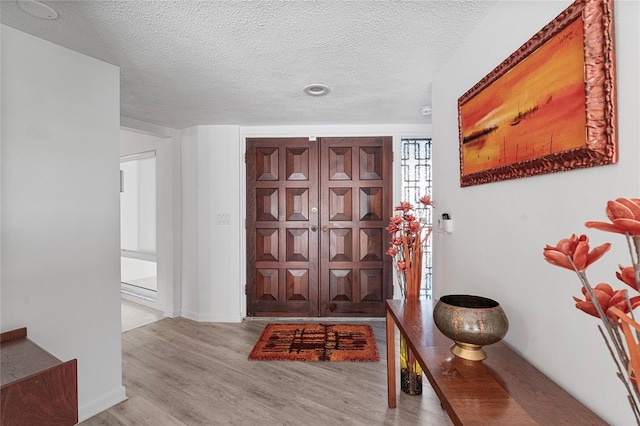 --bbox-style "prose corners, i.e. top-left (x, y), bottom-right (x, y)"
top-left (246, 137), bottom-right (393, 317)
